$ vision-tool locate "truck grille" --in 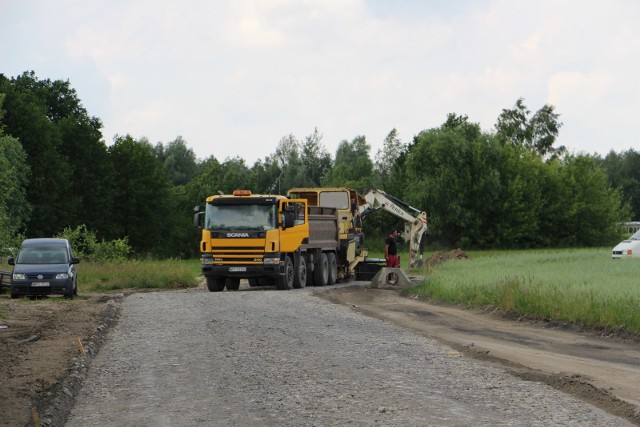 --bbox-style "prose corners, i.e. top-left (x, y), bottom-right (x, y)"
top-left (211, 247), bottom-right (264, 264)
